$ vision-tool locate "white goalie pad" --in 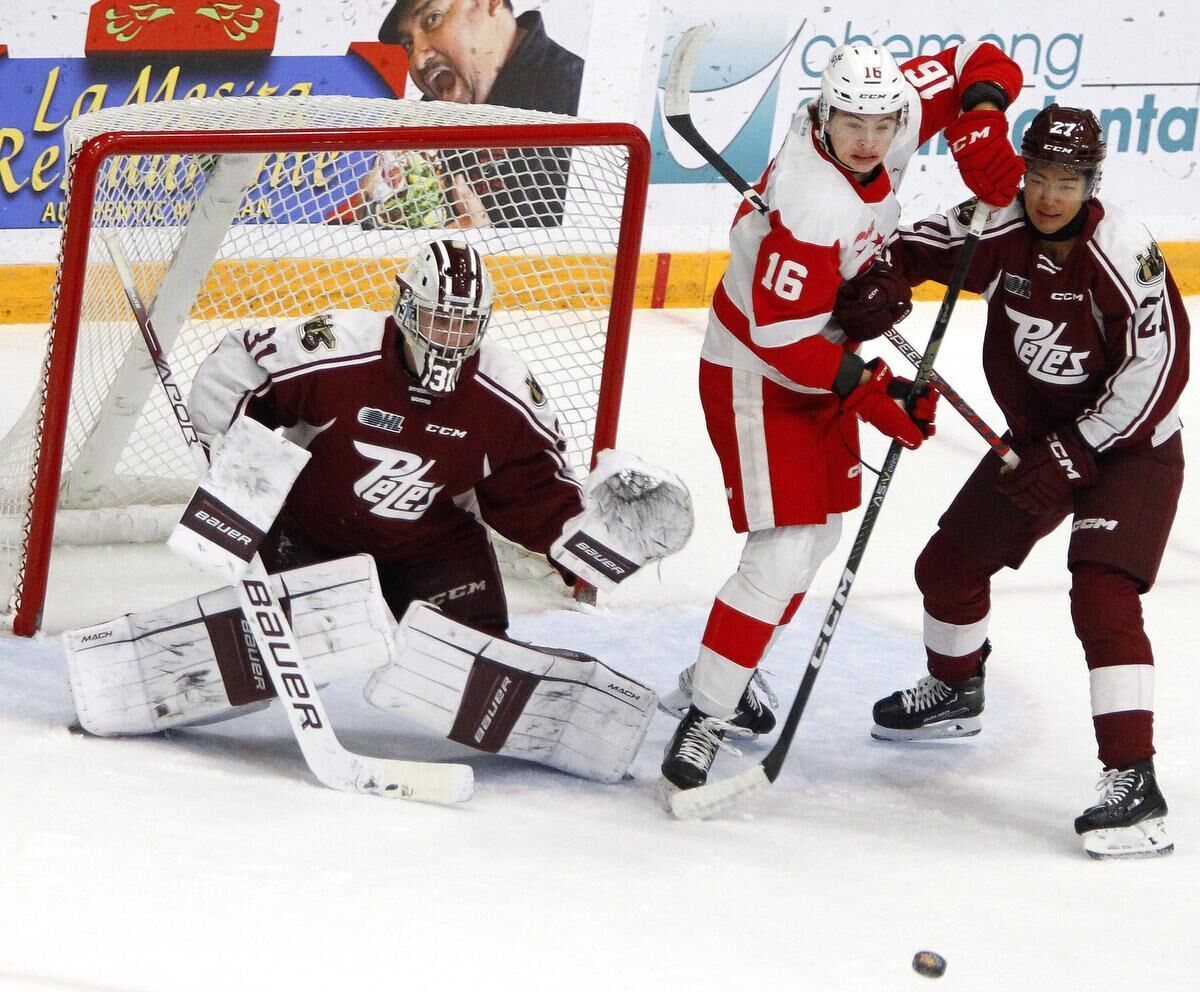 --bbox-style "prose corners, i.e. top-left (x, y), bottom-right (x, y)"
top-left (364, 602), bottom-right (657, 783)
top-left (65, 554), bottom-right (398, 736)
top-left (167, 416), bottom-right (311, 584)
top-left (550, 448), bottom-right (694, 591)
